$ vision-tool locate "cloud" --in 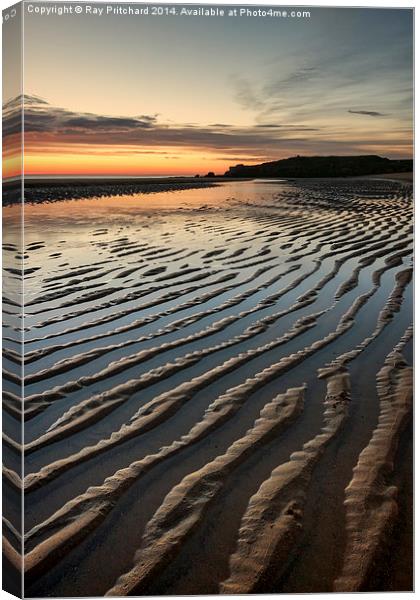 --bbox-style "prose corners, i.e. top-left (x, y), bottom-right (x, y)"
top-left (3, 95), bottom-right (157, 137)
top-left (2, 94), bottom-right (411, 162)
top-left (208, 123), bottom-right (233, 129)
top-left (231, 76), bottom-right (264, 111)
top-left (348, 109), bottom-right (388, 117)
top-left (4, 95), bottom-right (319, 152)
top-left (3, 94), bottom-right (49, 111)
top-left (228, 65), bottom-right (320, 118)
top-left (230, 50), bottom-right (407, 129)
top-left (255, 124), bottom-right (319, 131)
top-left (263, 66), bottom-right (318, 96)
